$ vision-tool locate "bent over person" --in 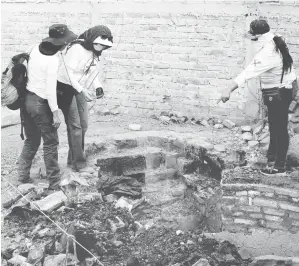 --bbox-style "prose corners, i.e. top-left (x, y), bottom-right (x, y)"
top-left (17, 24), bottom-right (77, 189)
top-left (57, 25), bottom-right (113, 171)
top-left (219, 19), bottom-right (297, 176)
